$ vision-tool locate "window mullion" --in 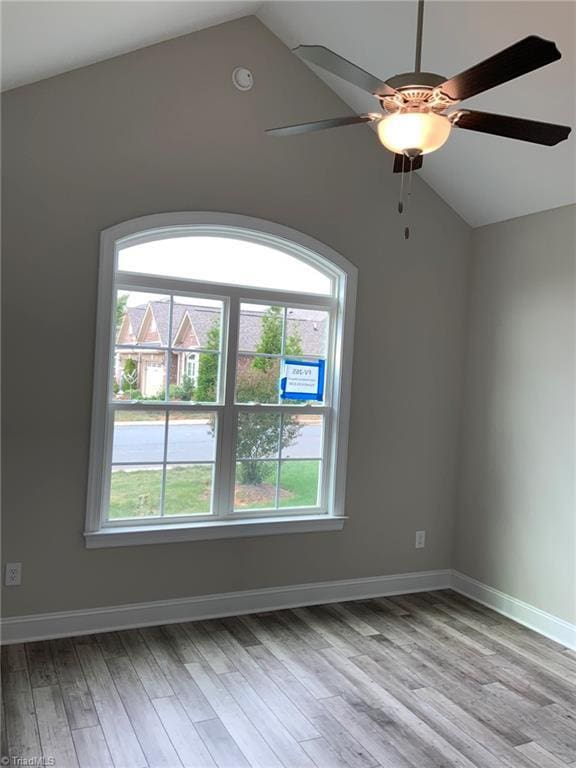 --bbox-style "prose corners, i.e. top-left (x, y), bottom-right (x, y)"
top-left (159, 411), bottom-right (169, 517)
top-left (116, 272), bottom-right (336, 309)
top-left (276, 412), bottom-right (284, 511)
top-left (157, 295), bottom-right (174, 519)
top-left (234, 403), bottom-right (330, 415)
top-left (99, 406), bottom-right (115, 528)
top-left (276, 308), bottom-right (287, 513)
top-left (319, 409), bottom-right (330, 511)
top-left (215, 296), bottom-right (239, 518)
top-left (281, 306), bottom-right (287, 357)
